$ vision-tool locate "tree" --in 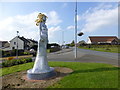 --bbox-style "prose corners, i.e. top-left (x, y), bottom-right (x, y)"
top-left (71, 40), bottom-right (75, 44)
top-left (70, 40), bottom-right (75, 47)
top-left (78, 40), bottom-right (86, 45)
top-left (47, 43), bottom-right (60, 49)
